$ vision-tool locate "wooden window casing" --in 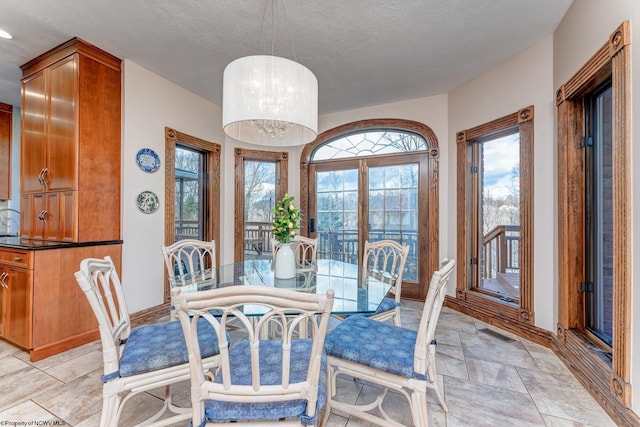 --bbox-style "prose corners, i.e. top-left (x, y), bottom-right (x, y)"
top-left (300, 119), bottom-right (440, 301)
top-left (164, 127), bottom-right (221, 301)
top-left (555, 21), bottom-right (634, 422)
top-left (233, 148), bottom-right (288, 262)
top-left (452, 107), bottom-right (536, 335)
